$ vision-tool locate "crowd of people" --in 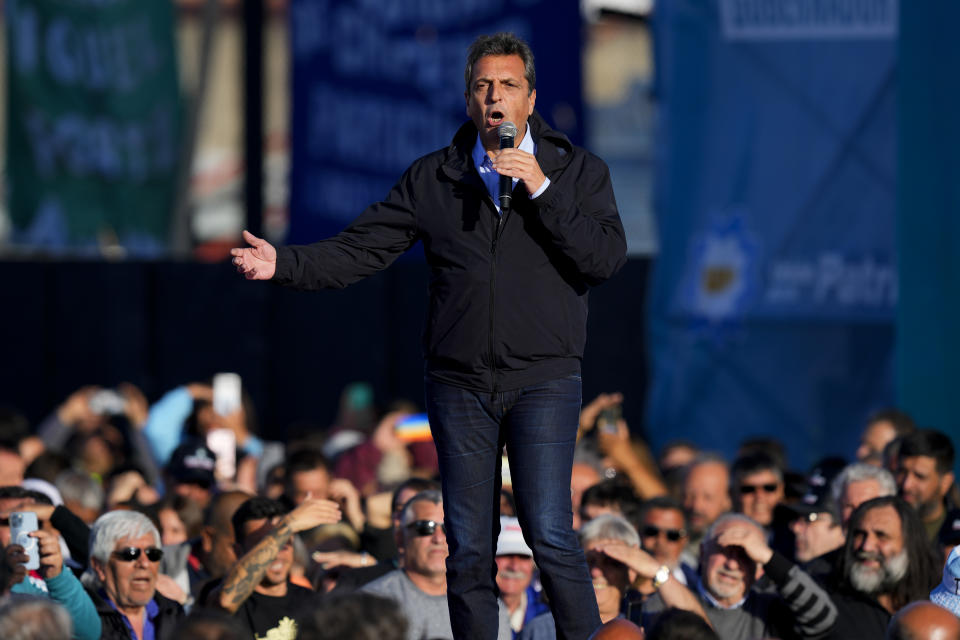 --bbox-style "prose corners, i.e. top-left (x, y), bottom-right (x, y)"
top-left (0, 381), bottom-right (958, 640)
